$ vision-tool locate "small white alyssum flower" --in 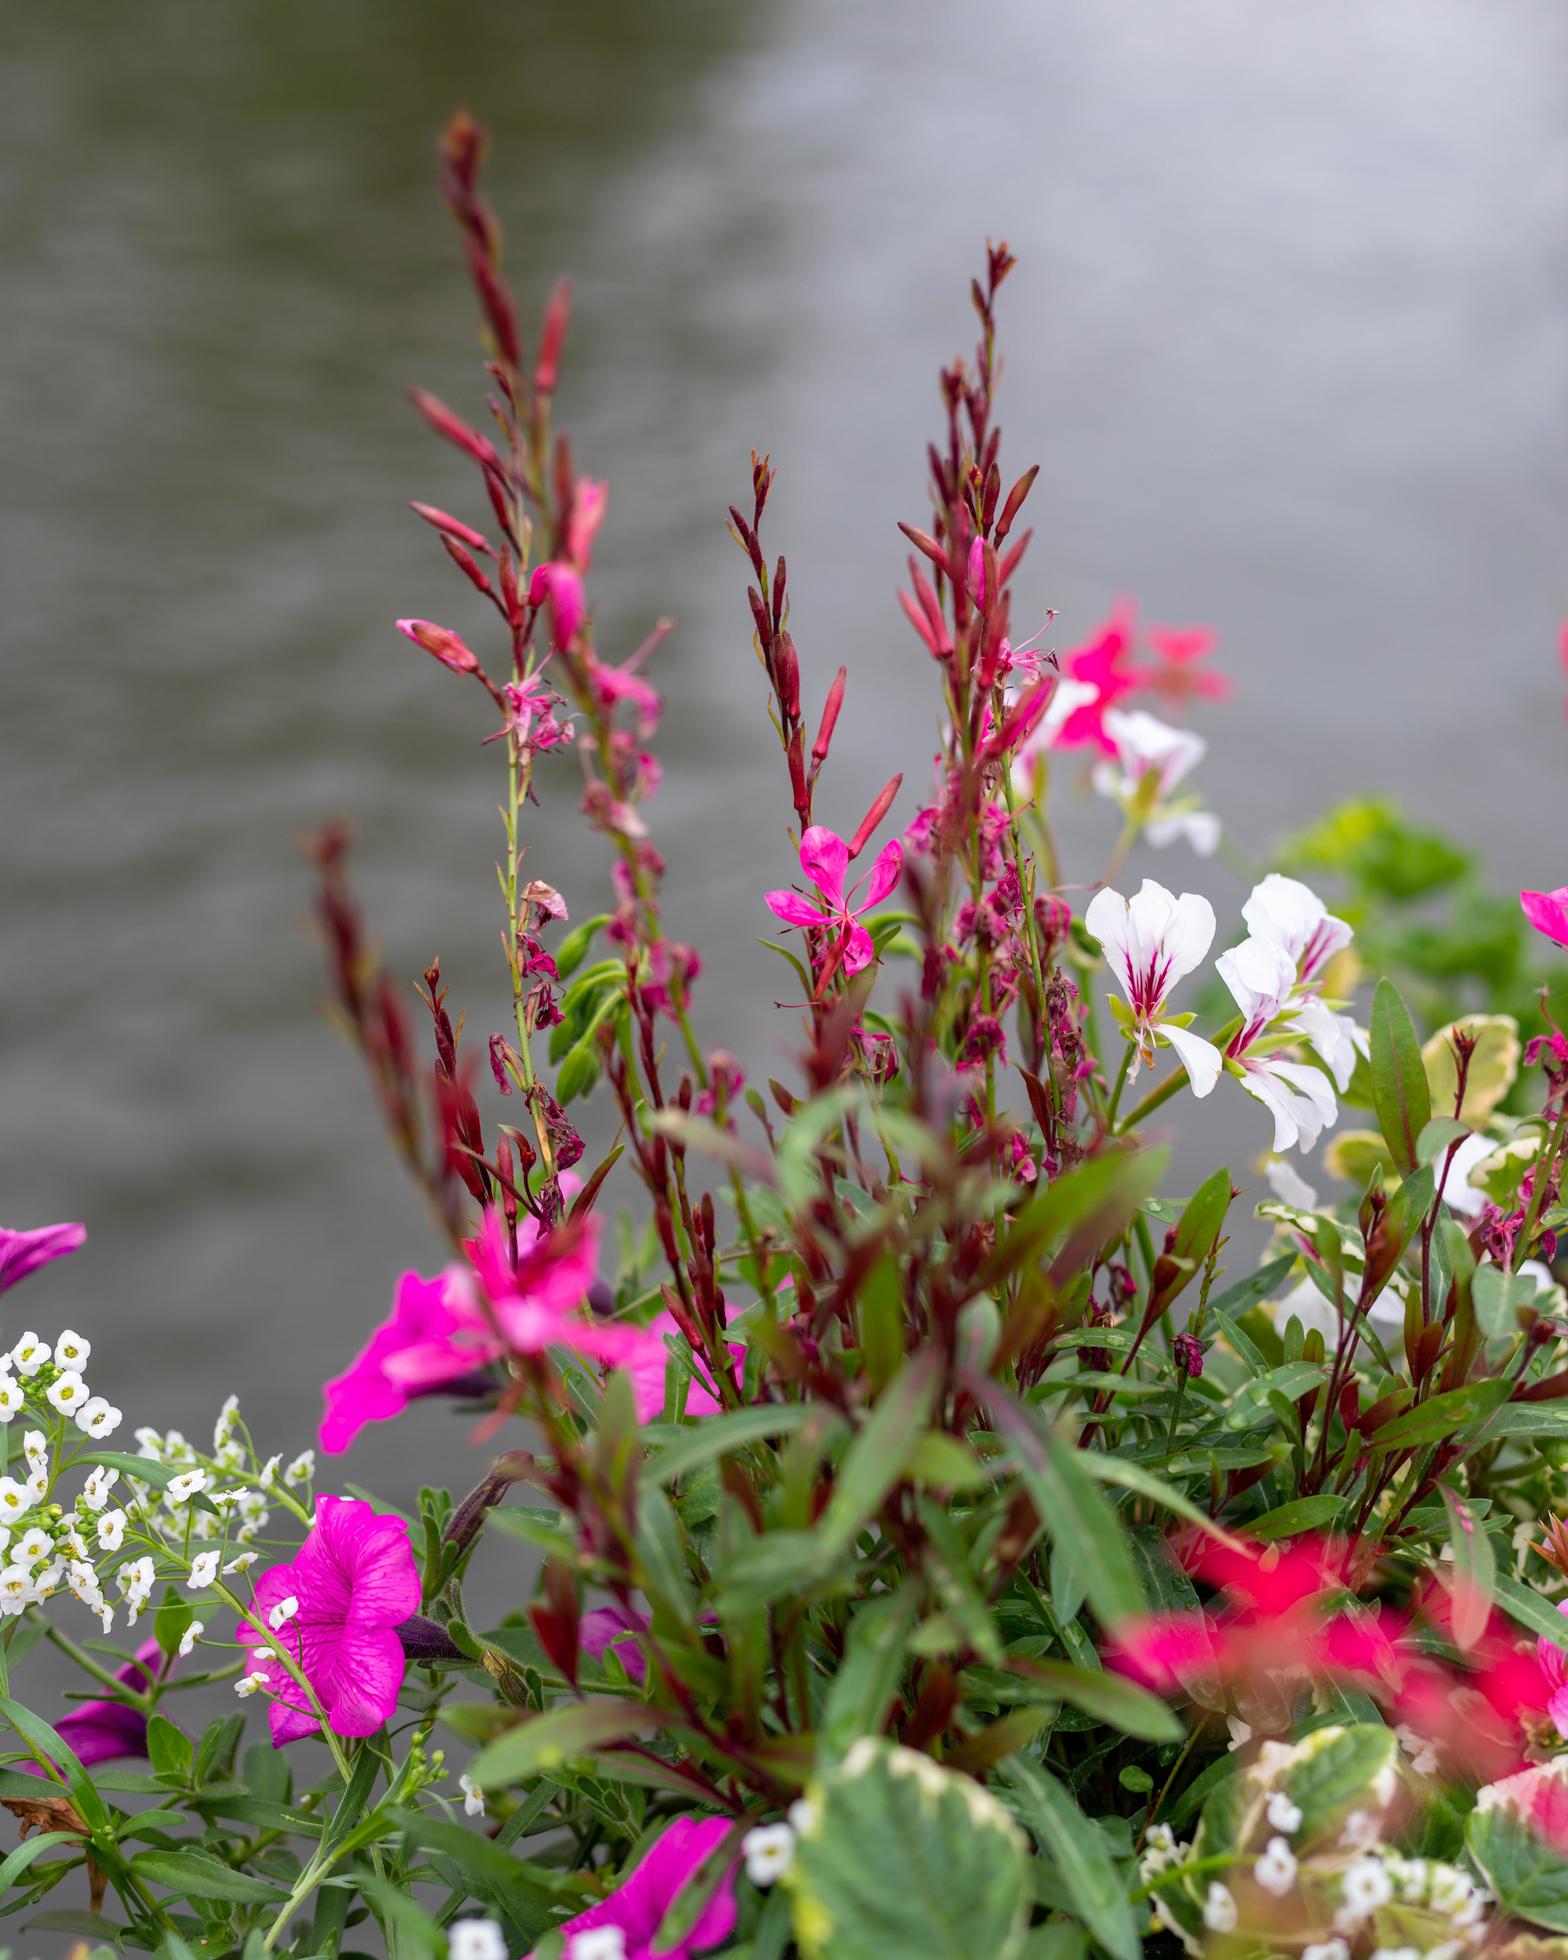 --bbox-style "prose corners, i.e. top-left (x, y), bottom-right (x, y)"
top-left (12, 1334), bottom-right (49, 1378)
top-left (568, 1930), bottom-right (627, 1960)
top-left (96, 1509), bottom-right (127, 1551)
top-left (1303, 1942), bottom-right (1351, 1960)
top-left (76, 1397), bottom-right (123, 1440)
top-left (12, 1525), bottom-right (54, 1570)
top-left (447, 1918), bottom-right (509, 1960)
top-left (167, 1470), bottom-right (208, 1504)
top-left (213, 1393), bottom-right (240, 1450)
top-left (459, 1773), bottom-right (485, 1818)
top-left (81, 1466), bottom-right (120, 1512)
top-left (119, 1555), bottom-right (156, 1621)
top-left (187, 1550), bottom-right (221, 1591)
top-left (0, 1566), bottom-right (38, 1614)
top-left (741, 1822), bottom-right (796, 1887)
top-left (234, 1670), bottom-right (271, 1699)
top-left (1203, 1882), bottom-right (1238, 1933)
top-left (0, 1377), bottom-right (22, 1421)
top-left (1265, 1791), bottom-right (1303, 1834)
top-left (0, 1478), bottom-right (35, 1522)
top-left (1254, 1835), bottom-right (1298, 1897)
top-left (787, 1796), bottom-right (818, 1837)
top-left (22, 1433), bottom-right (47, 1473)
top-left (1341, 1855), bottom-right (1394, 1916)
top-left (178, 1620), bottom-right (204, 1658)
top-left (53, 1330), bottom-right (90, 1370)
top-left (46, 1370), bottom-right (89, 1416)
top-left (223, 1551), bottom-right (258, 1575)
top-left (283, 1450), bottom-right (316, 1488)
top-left (268, 1594), bottom-right (301, 1631)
